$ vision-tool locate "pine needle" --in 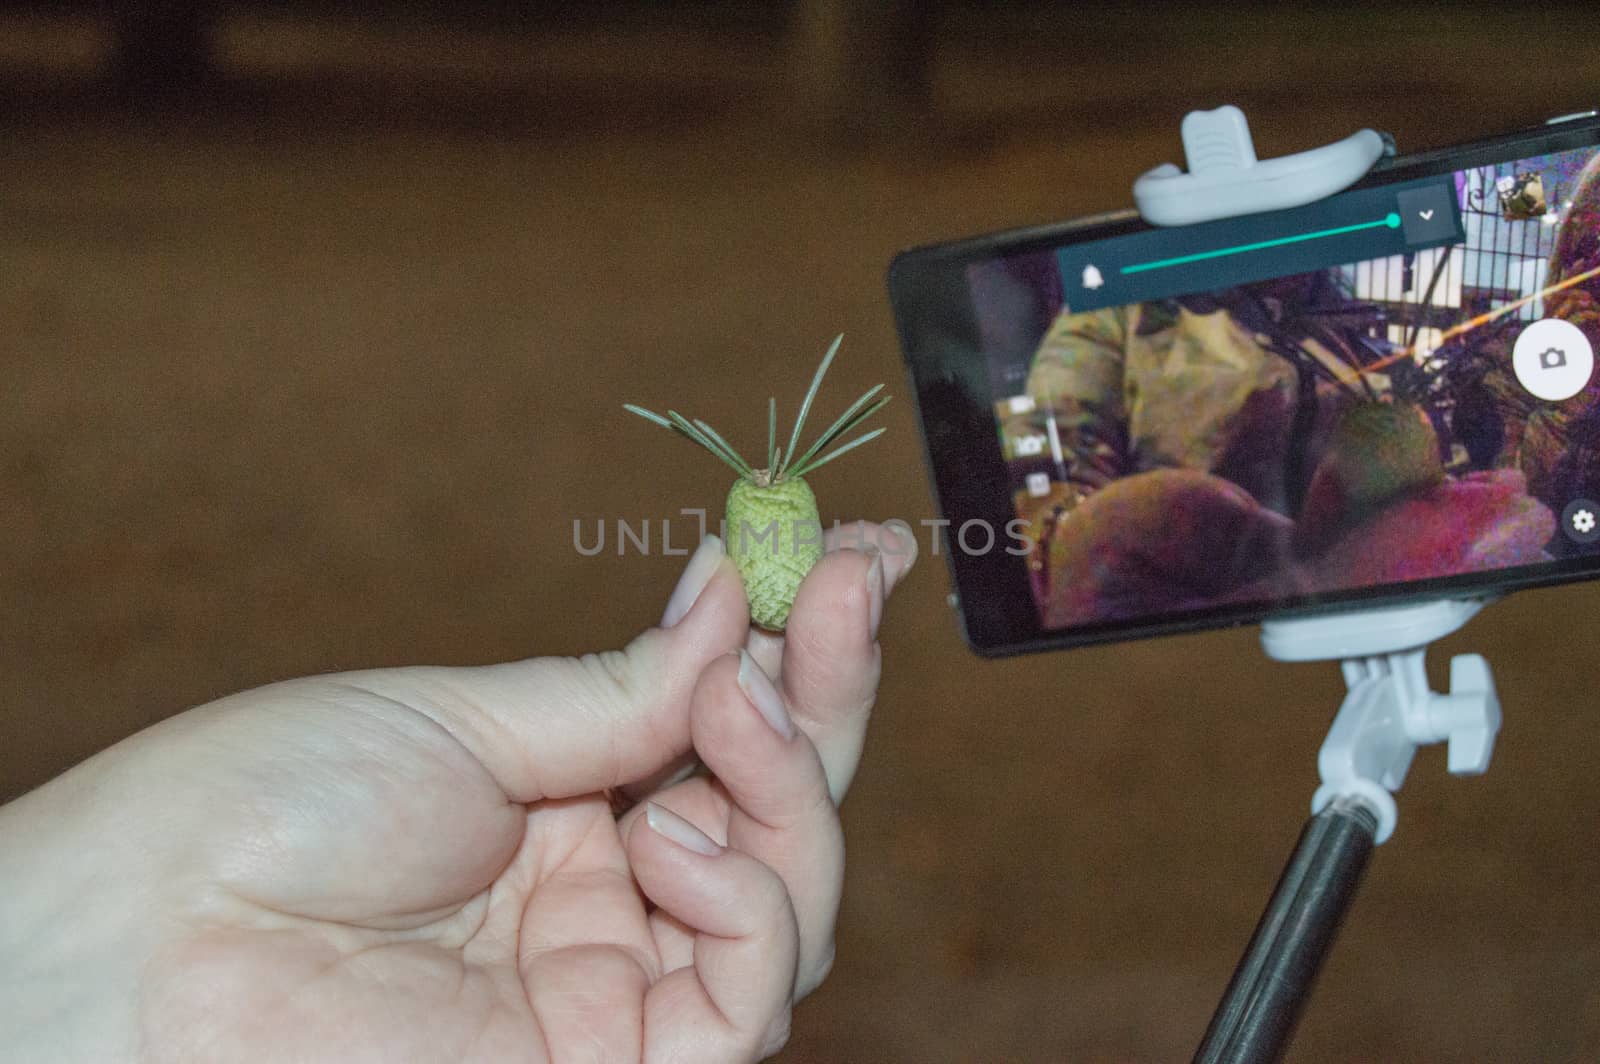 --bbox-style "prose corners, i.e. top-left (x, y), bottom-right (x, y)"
top-left (787, 387), bottom-right (888, 474)
top-left (789, 426), bottom-right (886, 479)
top-left (626, 334), bottom-right (888, 486)
top-left (664, 410), bottom-right (752, 478)
top-left (780, 334), bottom-right (843, 478)
top-left (766, 397), bottom-right (777, 473)
top-left (692, 418), bottom-right (757, 478)
top-left (622, 403), bottom-right (675, 431)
